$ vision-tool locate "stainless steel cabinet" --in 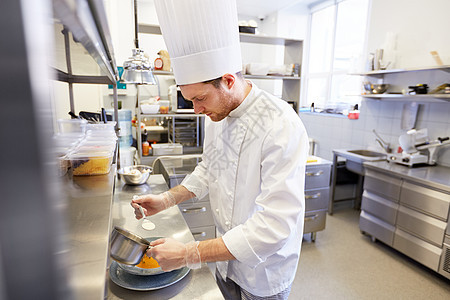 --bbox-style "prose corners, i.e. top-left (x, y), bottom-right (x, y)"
top-left (360, 166), bottom-right (450, 279)
top-left (304, 158), bottom-right (332, 241)
top-left (159, 158), bottom-right (216, 241)
top-left (178, 197), bottom-right (216, 242)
